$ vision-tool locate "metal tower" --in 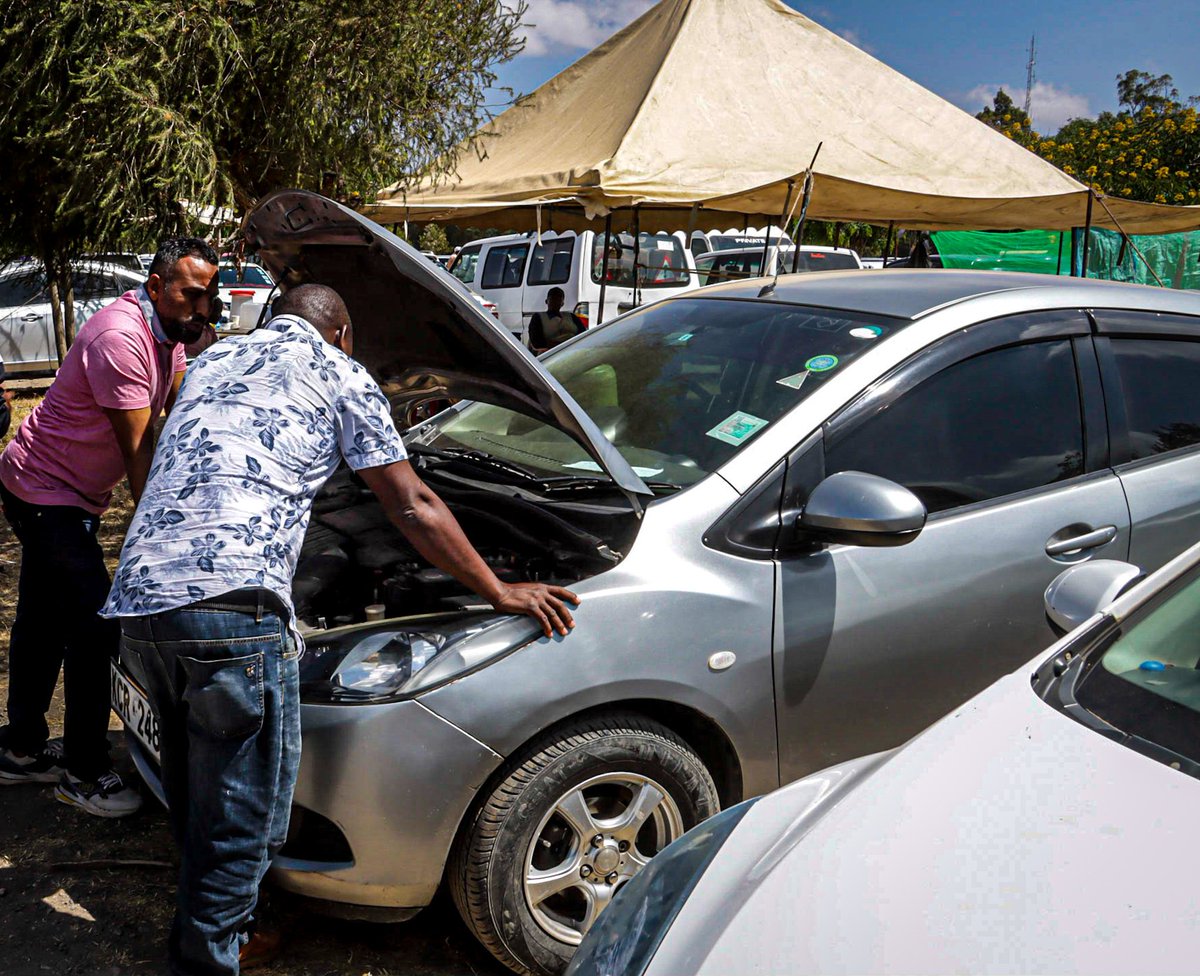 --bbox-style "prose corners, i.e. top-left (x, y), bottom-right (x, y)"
top-left (1023, 34), bottom-right (1037, 118)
